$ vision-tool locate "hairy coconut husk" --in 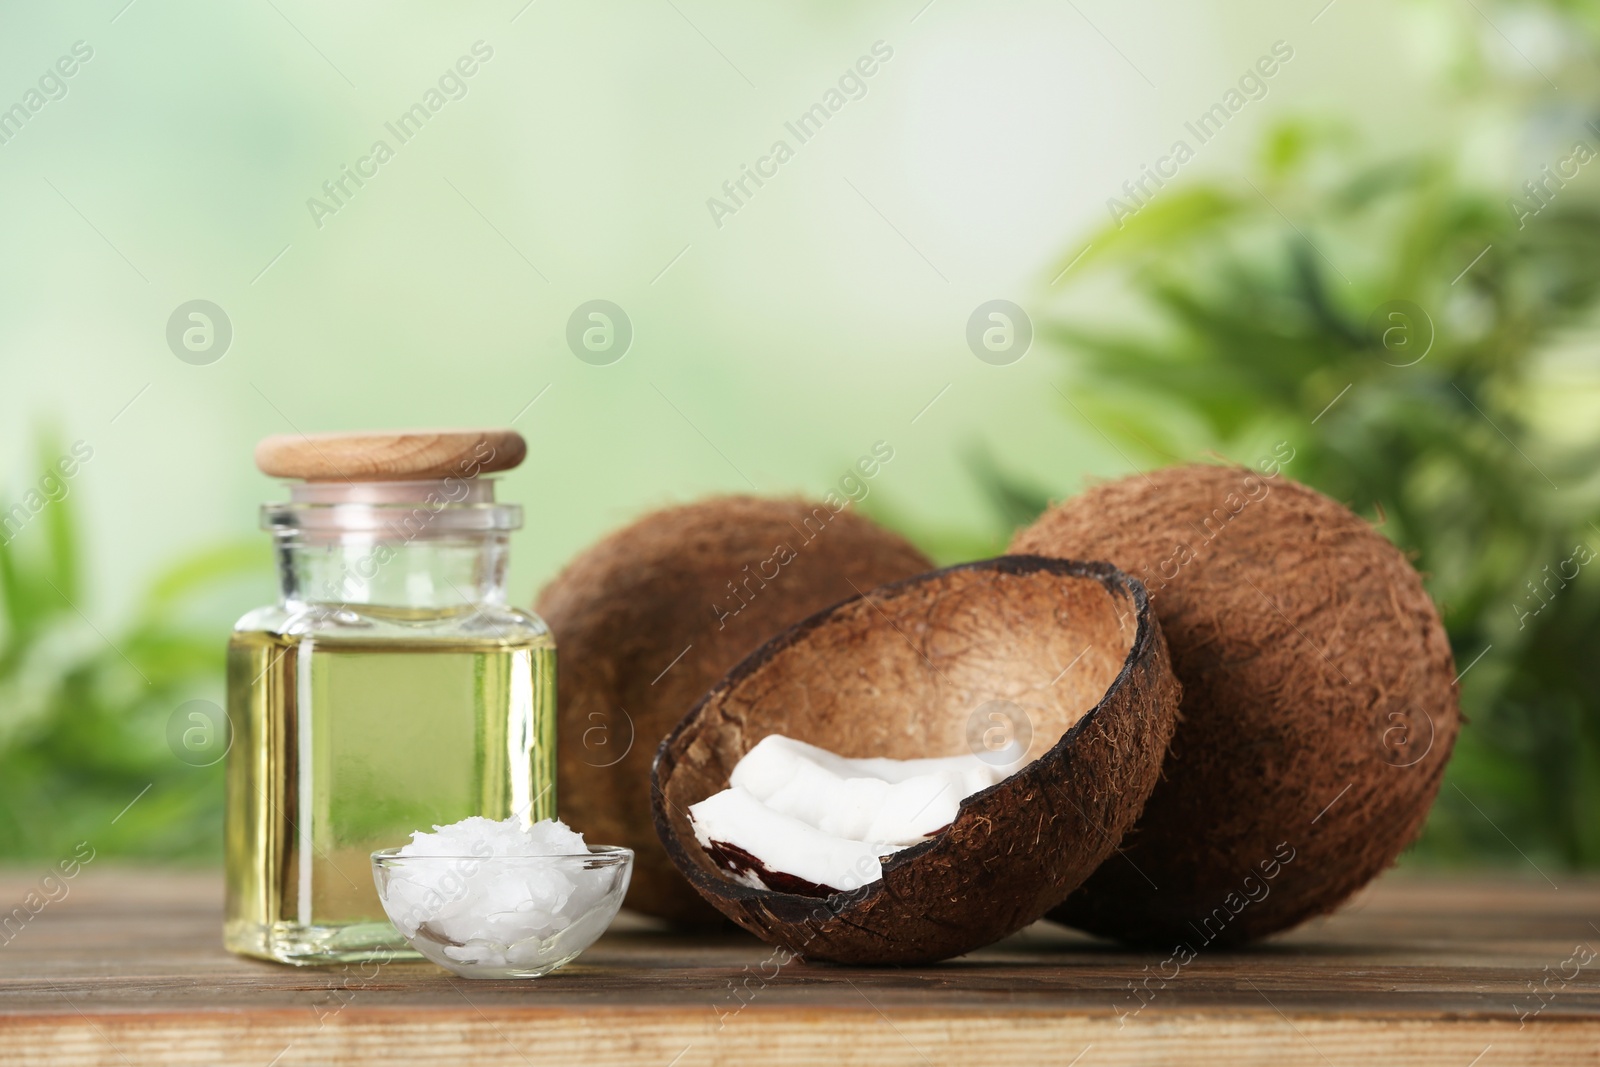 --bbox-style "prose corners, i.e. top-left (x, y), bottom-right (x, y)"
top-left (652, 556), bottom-right (1180, 964)
top-left (1011, 464), bottom-right (1460, 947)
top-left (536, 496), bottom-right (933, 925)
